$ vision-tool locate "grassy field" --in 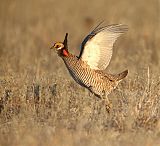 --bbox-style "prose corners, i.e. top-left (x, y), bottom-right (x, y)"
top-left (0, 0), bottom-right (160, 145)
